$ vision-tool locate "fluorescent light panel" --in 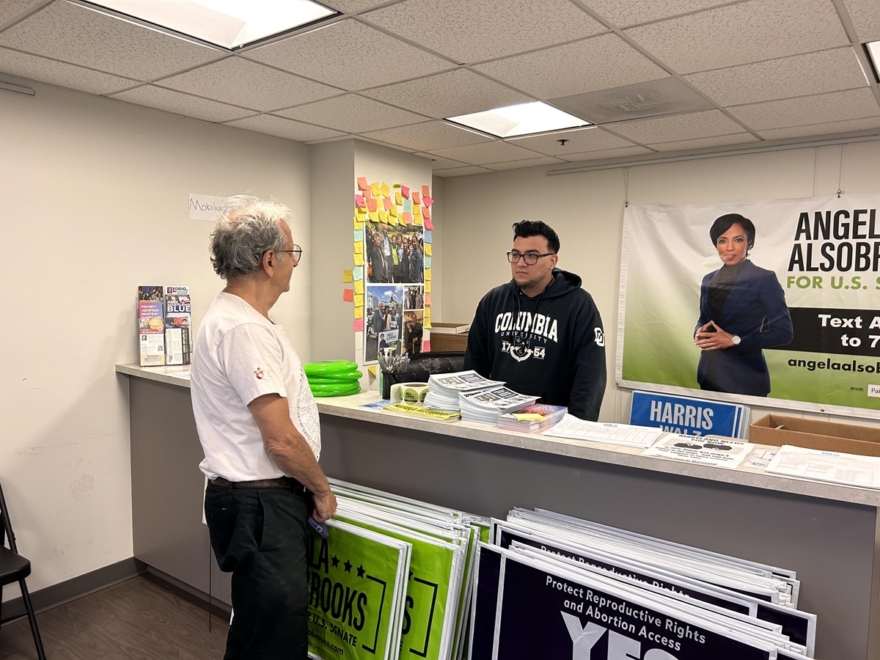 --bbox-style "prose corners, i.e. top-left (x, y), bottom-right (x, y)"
top-left (84, 0), bottom-right (336, 49)
top-left (867, 41), bottom-right (880, 83)
top-left (446, 101), bottom-right (590, 139)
